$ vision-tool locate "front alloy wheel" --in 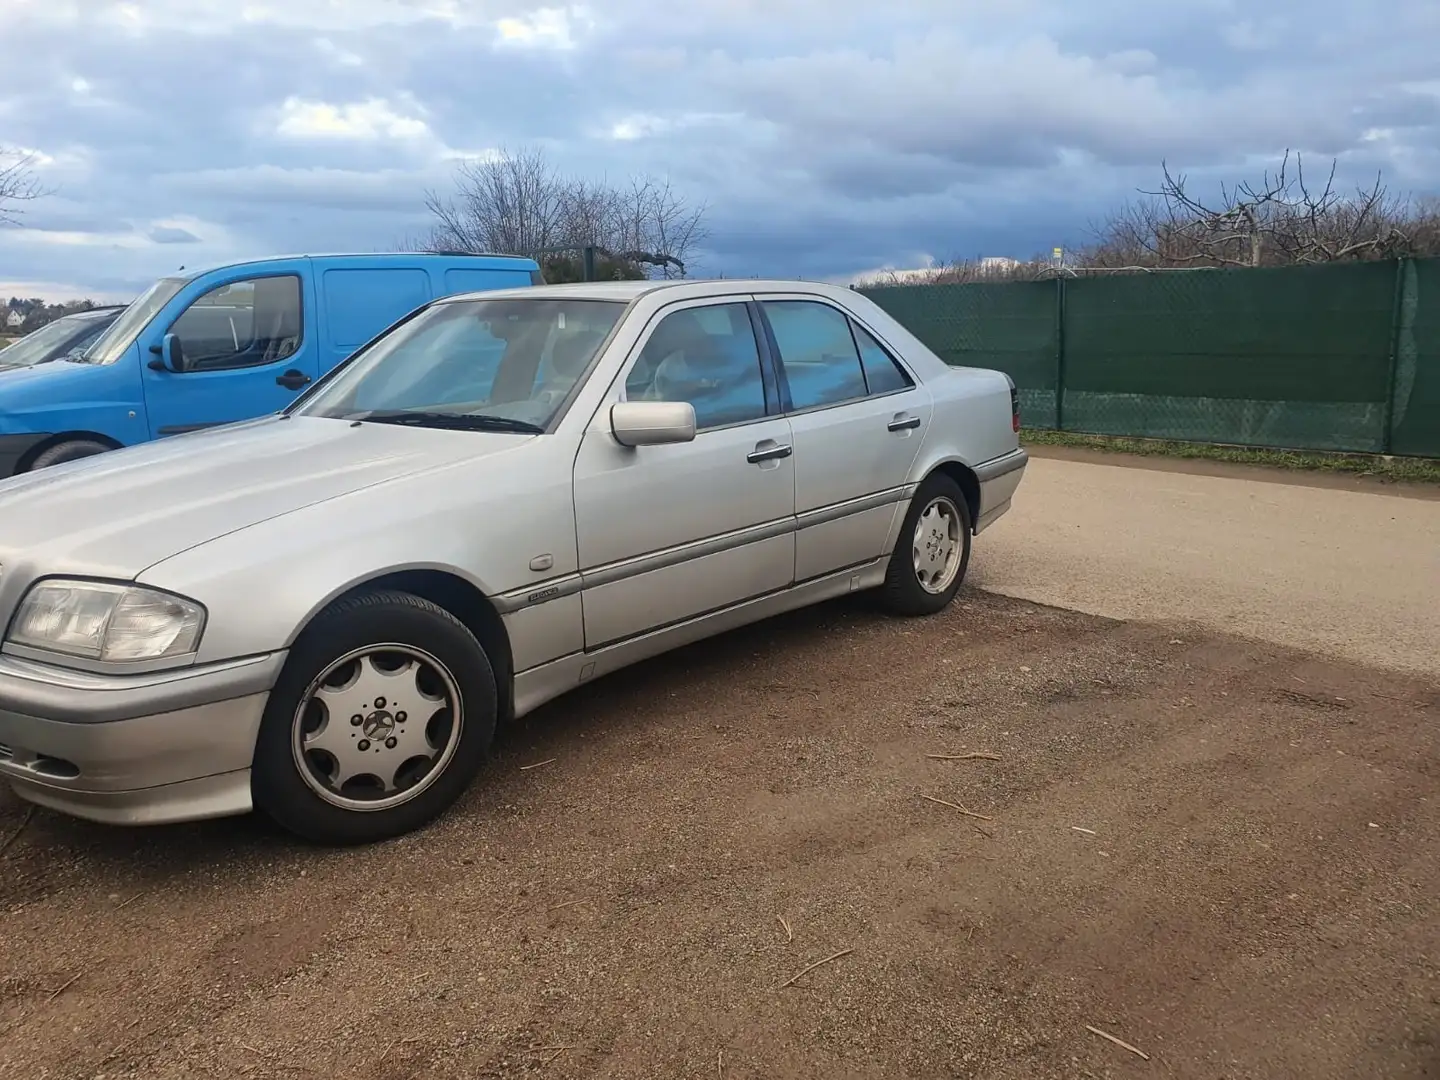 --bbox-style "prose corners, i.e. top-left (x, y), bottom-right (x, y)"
top-left (252, 590), bottom-right (497, 844)
top-left (293, 644), bottom-right (463, 811)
